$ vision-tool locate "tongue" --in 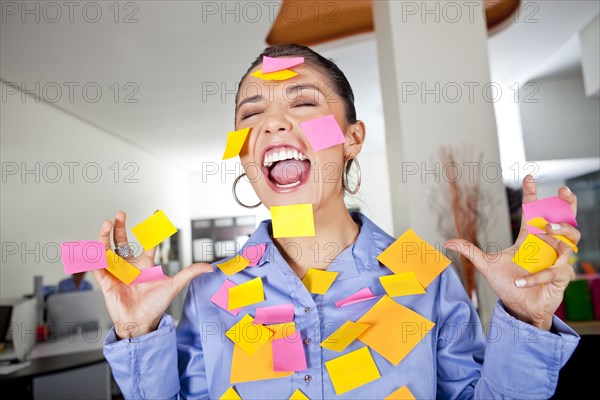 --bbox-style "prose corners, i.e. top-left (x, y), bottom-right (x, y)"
top-left (270, 159), bottom-right (310, 185)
